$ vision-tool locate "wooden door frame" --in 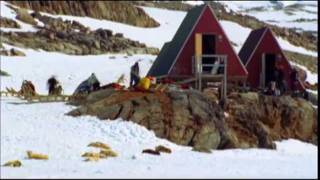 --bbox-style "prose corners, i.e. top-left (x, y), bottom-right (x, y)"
top-left (201, 32), bottom-right (217, 55)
